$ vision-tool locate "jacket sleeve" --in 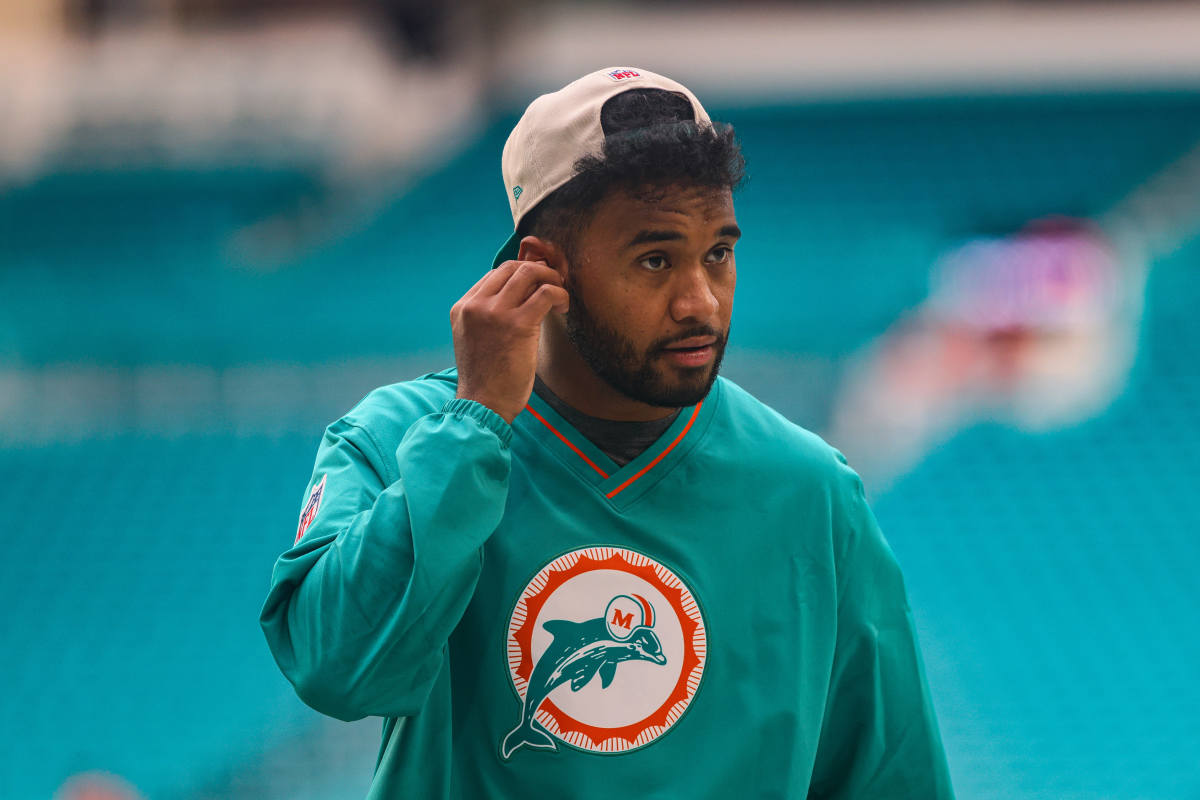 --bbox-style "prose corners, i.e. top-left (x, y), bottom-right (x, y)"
top-left (259, 397), bottom-right (512, 722)
top-left (807, 463), bottom-right (955, 799)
